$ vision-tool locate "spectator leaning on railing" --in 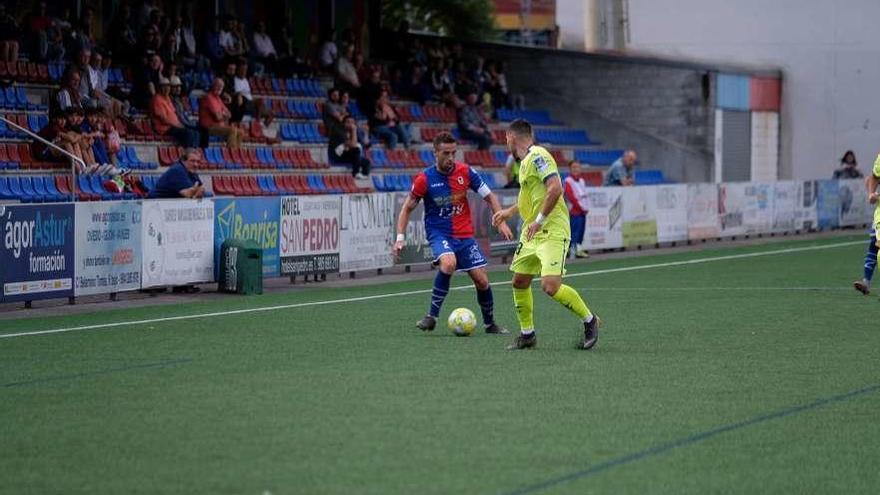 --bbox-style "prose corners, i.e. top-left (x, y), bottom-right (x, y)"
top-left (604, 150), bottom-right (637, 186)
top-left (149, 148), bottom-right (205, 199)
top-left (834, 150), bottom-right (863, 179)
